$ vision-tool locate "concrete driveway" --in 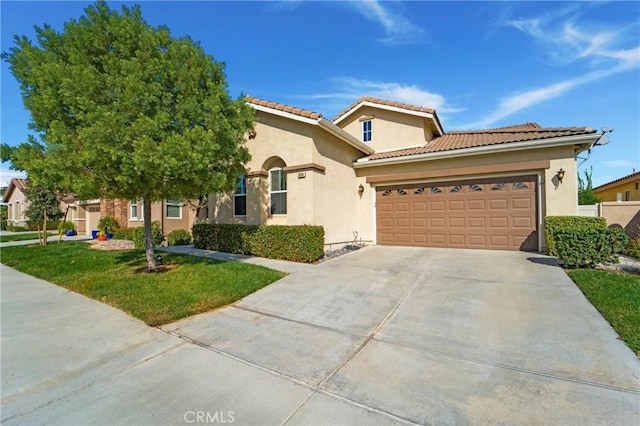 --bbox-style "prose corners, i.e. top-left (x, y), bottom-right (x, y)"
top-left (2, 246), bottom-right (639, 425)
